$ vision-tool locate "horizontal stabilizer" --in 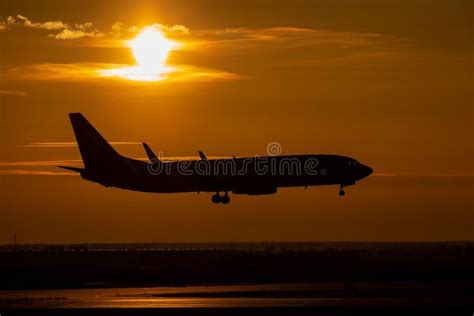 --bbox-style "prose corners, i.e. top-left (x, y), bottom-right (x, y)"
top-left (57, 166), bottom-right (84, 173)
